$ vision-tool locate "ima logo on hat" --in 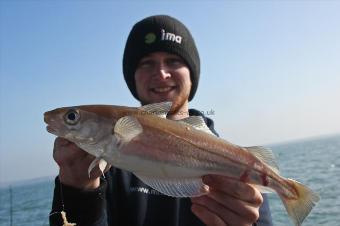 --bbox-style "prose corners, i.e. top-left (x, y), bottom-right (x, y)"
top-left (144, 29), bottom-right (182, 44)
top-left (161, 29), bottom-right (182, 44)
top-left (145, 33), bottom-right (157, 44)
